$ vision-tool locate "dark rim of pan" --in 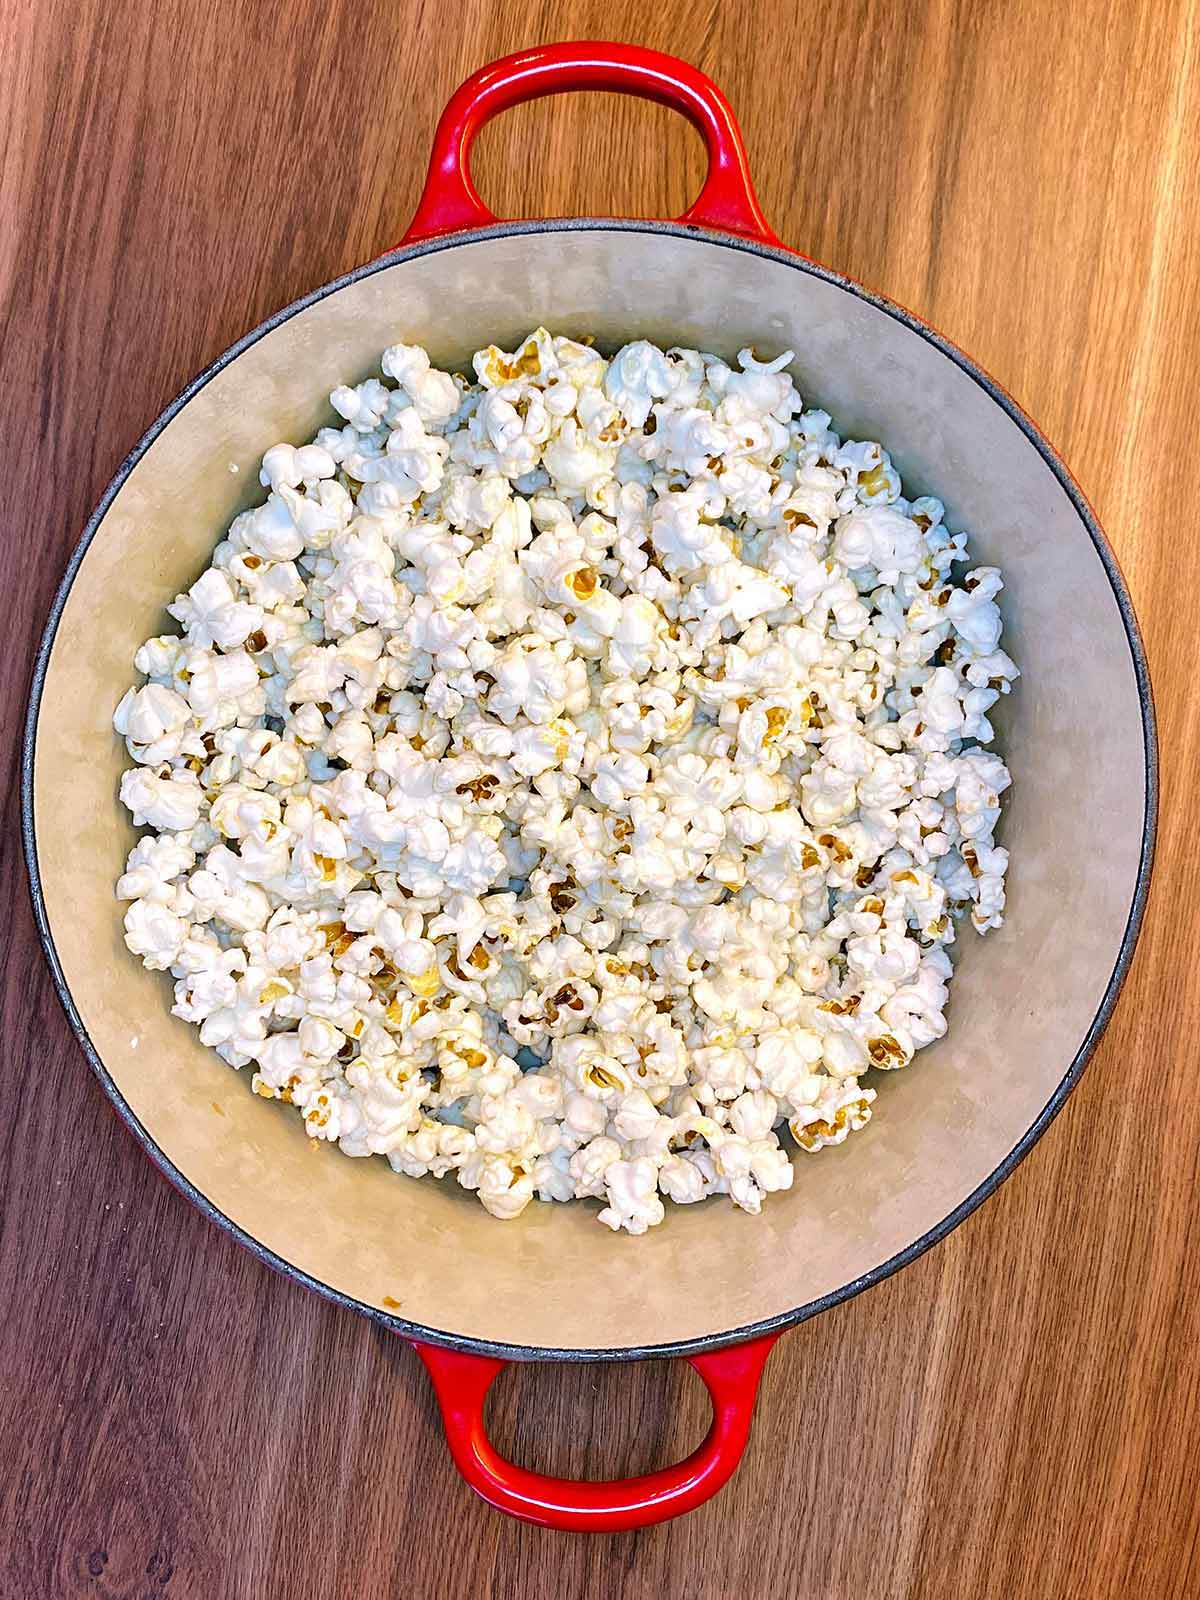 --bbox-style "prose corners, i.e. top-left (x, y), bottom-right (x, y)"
top-left (21, 220), bottom-right (1159, 1363)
